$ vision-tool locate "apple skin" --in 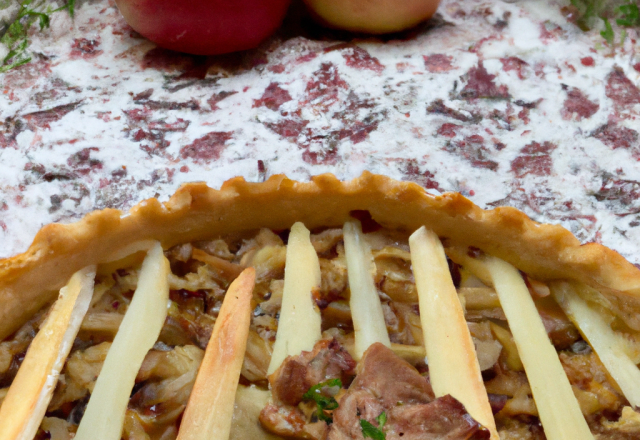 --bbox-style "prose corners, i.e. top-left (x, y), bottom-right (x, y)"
top-left (303, 0), bottom-right (441, 34)
top-left (115, 0), bottom-right (292, 55)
